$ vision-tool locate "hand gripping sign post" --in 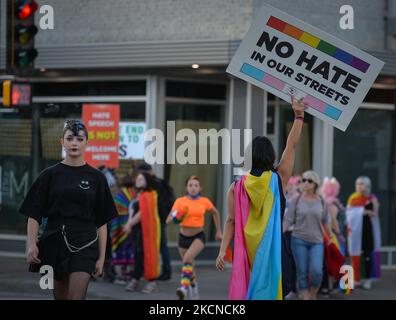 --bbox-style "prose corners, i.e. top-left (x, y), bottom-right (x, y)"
top-left (227, 4), bottom-right (384, 131)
